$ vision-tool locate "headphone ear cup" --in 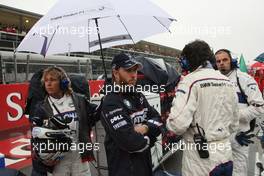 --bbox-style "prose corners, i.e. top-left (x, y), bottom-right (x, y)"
top-left (231, 59), bottom-right (238, 69)
top-left (60, 78), bottom-right (69, 91)
top-left (179, 57), bottom-right (190, 71)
